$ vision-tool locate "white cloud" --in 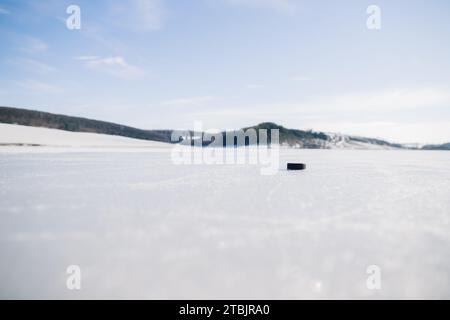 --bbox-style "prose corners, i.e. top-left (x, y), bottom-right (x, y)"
top-left (77, 56), bottom-right (145, 79)
top-left (109, 0), bottom-right (165, 32)
top-left (162, 96), bottom-right (219, 107)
